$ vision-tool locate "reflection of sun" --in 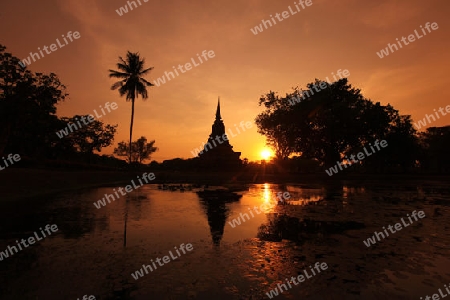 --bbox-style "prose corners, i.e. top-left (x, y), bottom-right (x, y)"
top-left (260, 183), bottom-right (274, 212)
top-left (263, 183), bottom-right (271, 203)
top-left (260, 148), bottom-right (273, 160)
